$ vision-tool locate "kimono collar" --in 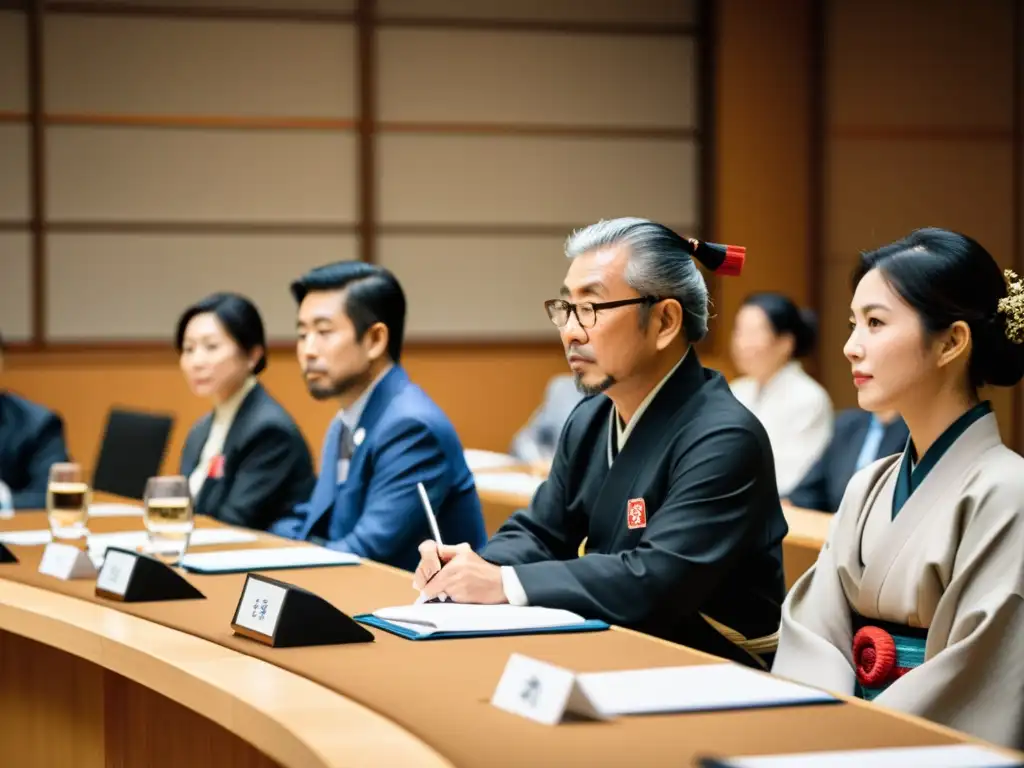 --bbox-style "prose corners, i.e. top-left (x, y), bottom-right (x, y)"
top-left (892, 400), bottom-right (992, 518)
